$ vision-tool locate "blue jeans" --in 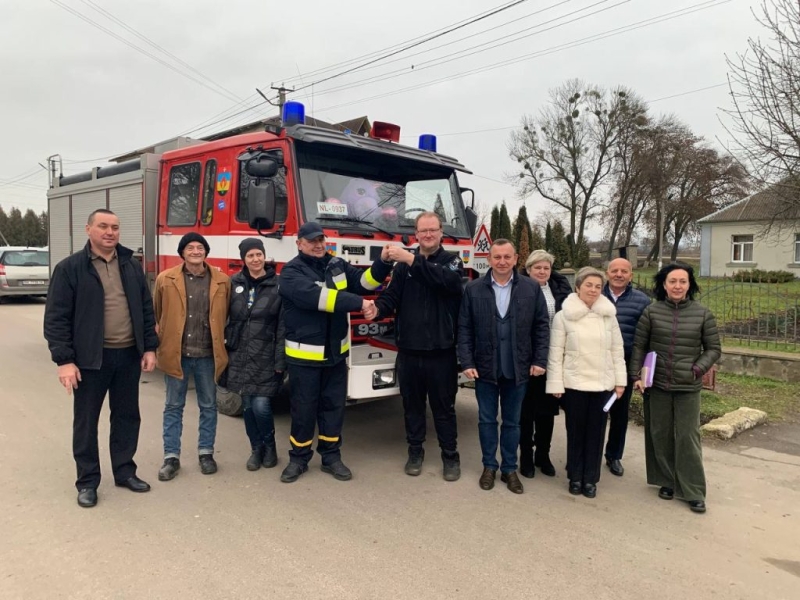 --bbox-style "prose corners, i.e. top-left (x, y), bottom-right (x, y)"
top-left (163, 356), bottom-right (217, 458)
top-left (475, 378), bottom-right (528, 473)
top-left (242, 395), bottom-right (275, 448)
